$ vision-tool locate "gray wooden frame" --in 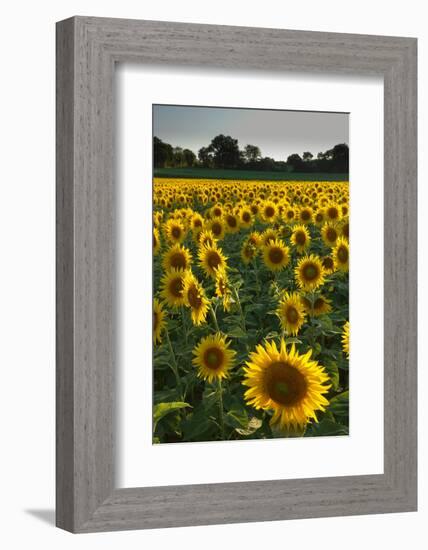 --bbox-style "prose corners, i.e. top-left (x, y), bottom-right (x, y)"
top-left (56, 16), bottom-right (417, 533)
